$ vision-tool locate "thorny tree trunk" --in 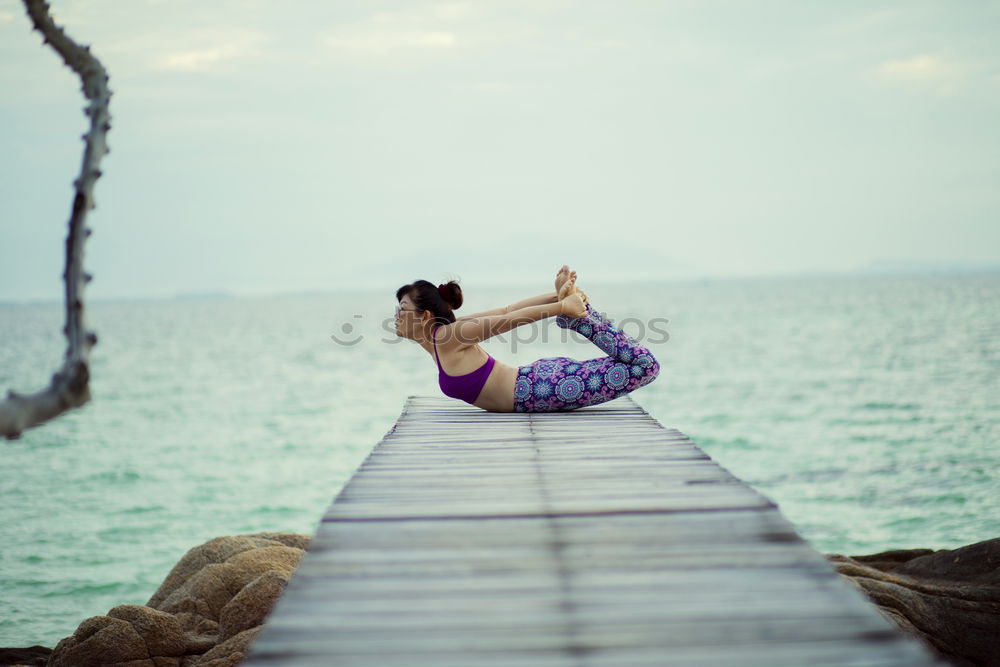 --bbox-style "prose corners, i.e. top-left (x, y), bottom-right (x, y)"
top-left (0, 0), bottom-right (110, 440)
